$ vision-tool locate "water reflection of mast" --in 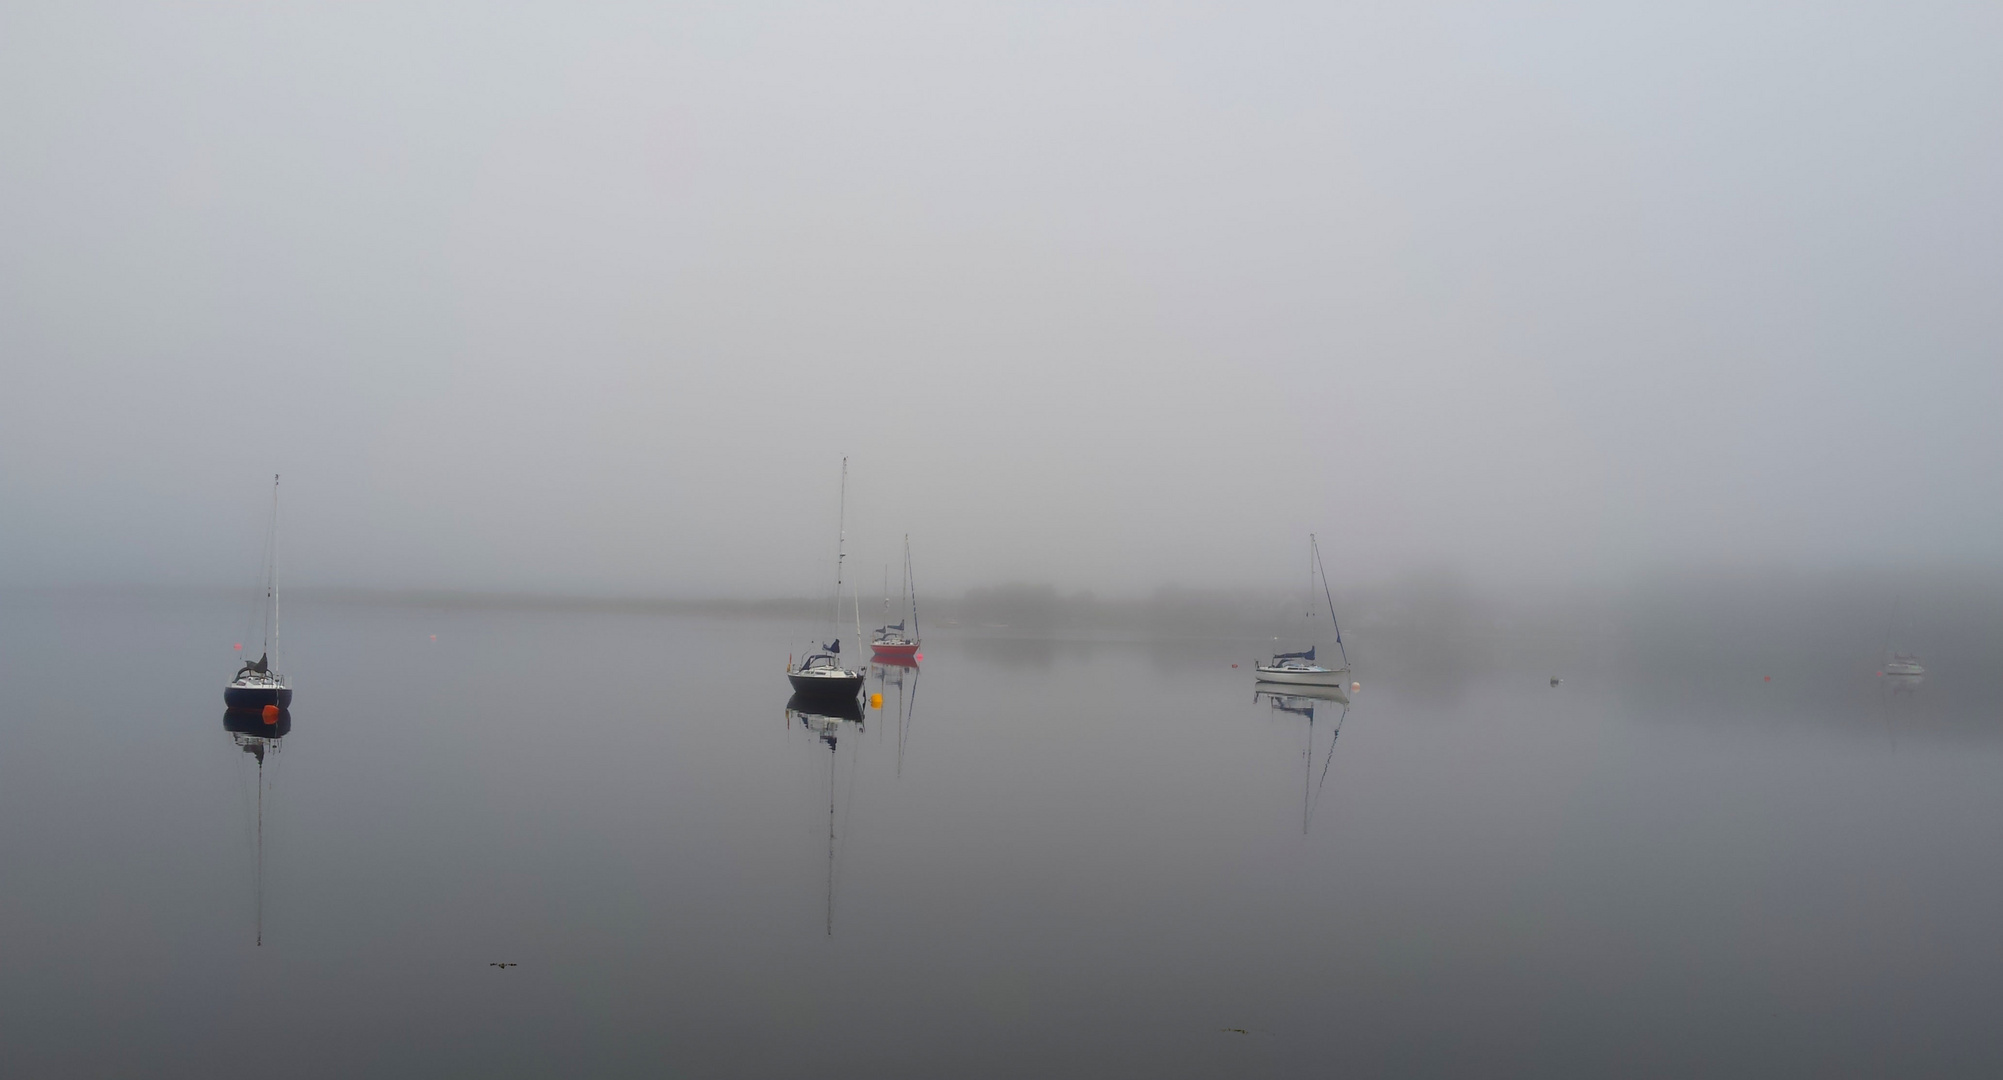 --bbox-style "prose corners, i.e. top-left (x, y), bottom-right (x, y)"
top-left (1253, 685), bottom-right (1347, 833)
top-left (226, 707), bottom-right (290, 945)
top-left (873, 657), bottom-right (920, 777)
top-left (788, 692), bottom-right (862, 935)
top-left (825, 729), bottom-right (836, 936)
